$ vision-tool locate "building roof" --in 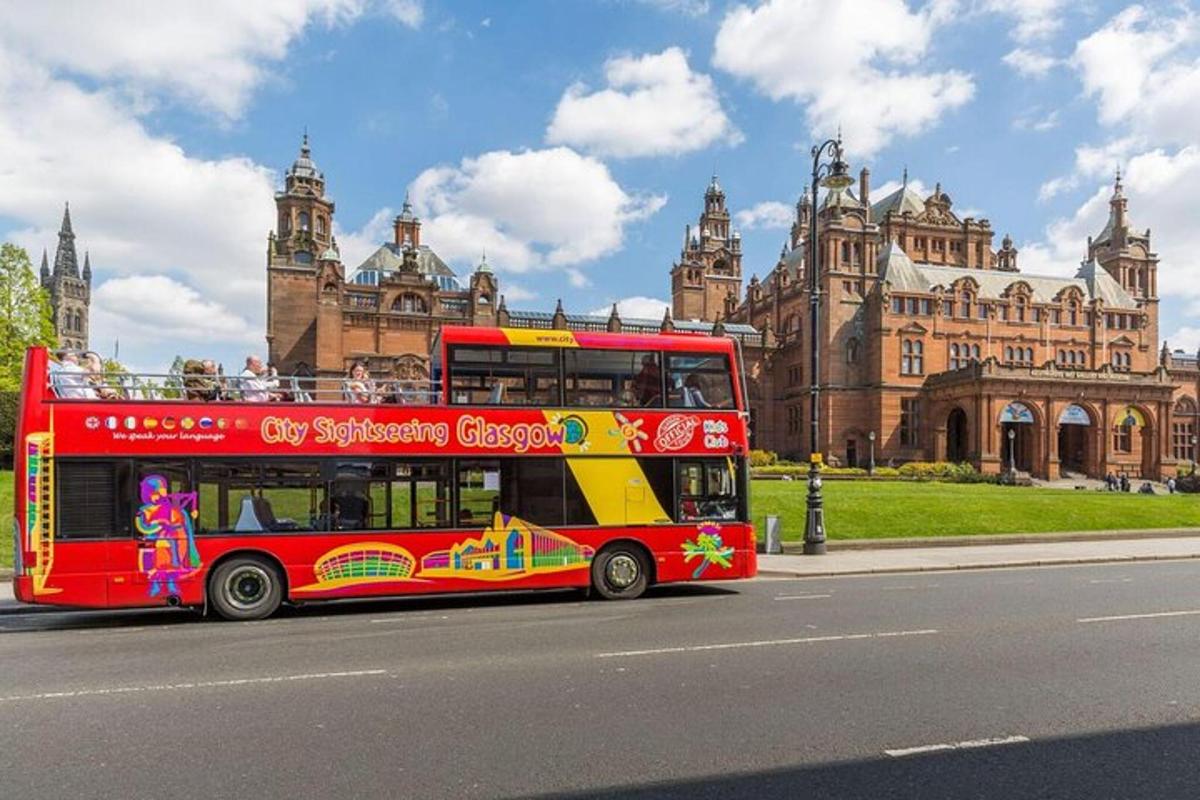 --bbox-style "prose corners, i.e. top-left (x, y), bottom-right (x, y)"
top-left (879, 246), bottom-right (1139, 310)
top-left (821, 185), bottom-right (862, 211)
top-left (349, 243), bottom-right (462, 291)
top-left (870, 185), bottom-right (925, 219)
